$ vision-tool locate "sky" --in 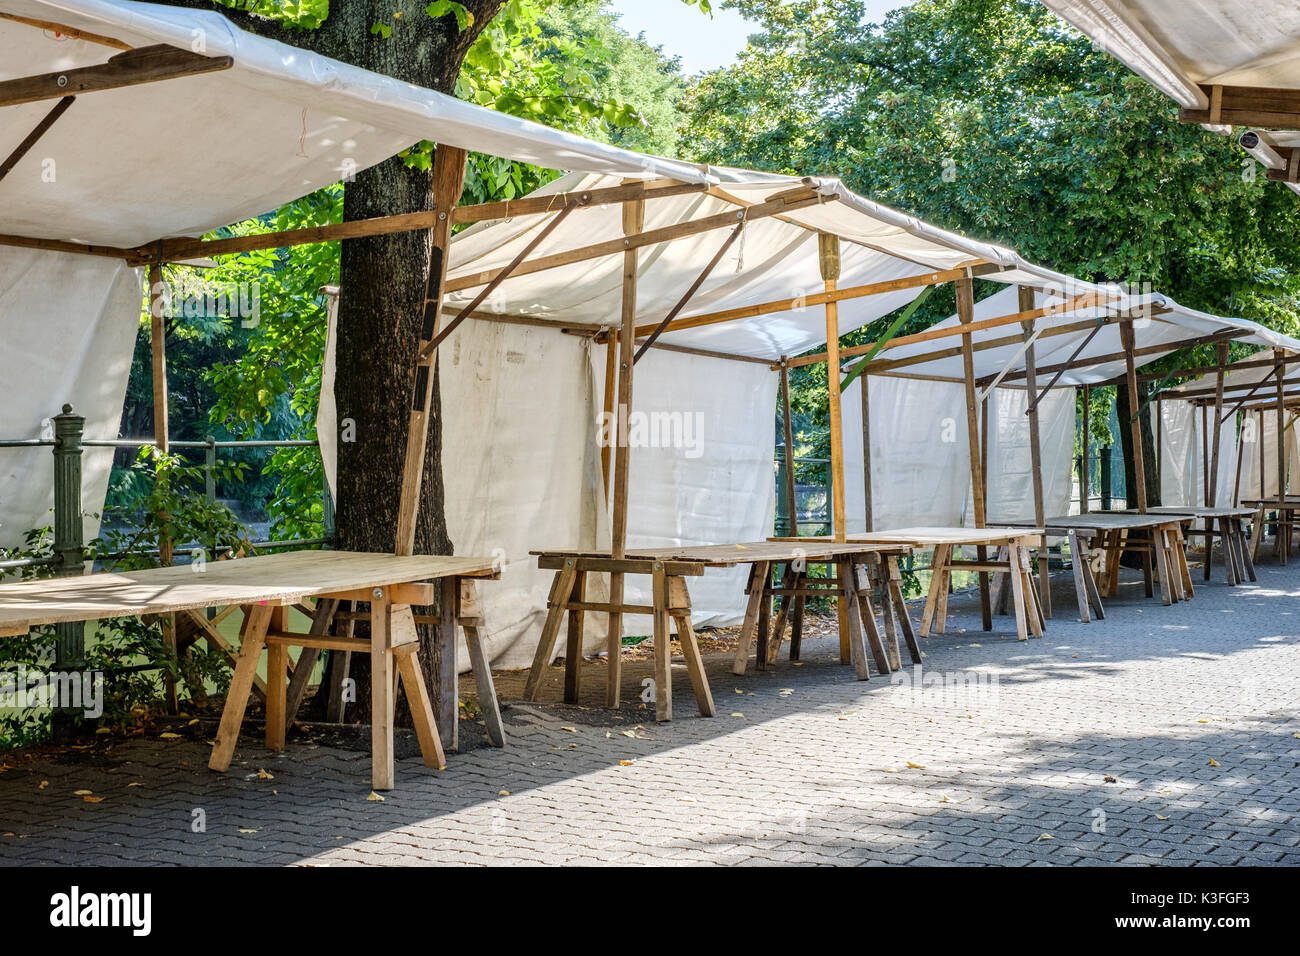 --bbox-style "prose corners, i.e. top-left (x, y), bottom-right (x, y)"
top-left (606, 0), bottom-right (918, 75)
